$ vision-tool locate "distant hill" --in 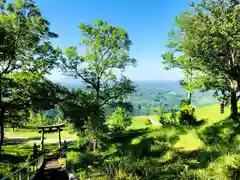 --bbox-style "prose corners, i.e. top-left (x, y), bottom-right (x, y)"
top-left (129, 81), bottom-right (218, 115)
top-left (55, 80), bottom-right (218, 116)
